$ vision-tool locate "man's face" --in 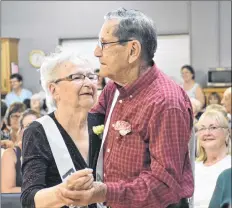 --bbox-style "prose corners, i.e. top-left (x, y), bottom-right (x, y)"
top-left (221, 90), bottom-right (231, 114)
top-left (10, 78), bottom-right (22, 90)
top-left (94, 20), bottom-right (130, 81)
